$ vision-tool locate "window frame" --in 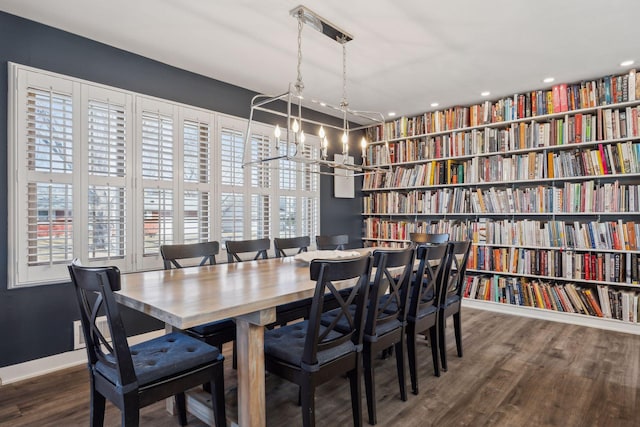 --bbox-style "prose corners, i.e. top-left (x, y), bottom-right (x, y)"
top-left (7, 63), bottom-right (321, 288)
